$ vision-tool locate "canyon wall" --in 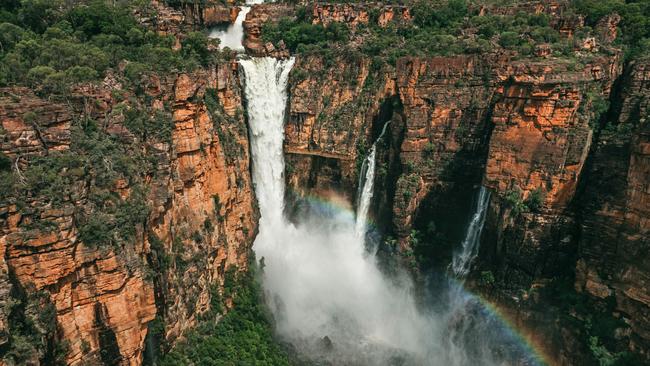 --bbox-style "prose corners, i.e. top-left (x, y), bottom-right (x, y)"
top-left (0, 59), bottom-right (256, 365)
top-left (259, 2), bottom-right (648, 364)
top-left (575, 59), bottom-right (650, 358)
